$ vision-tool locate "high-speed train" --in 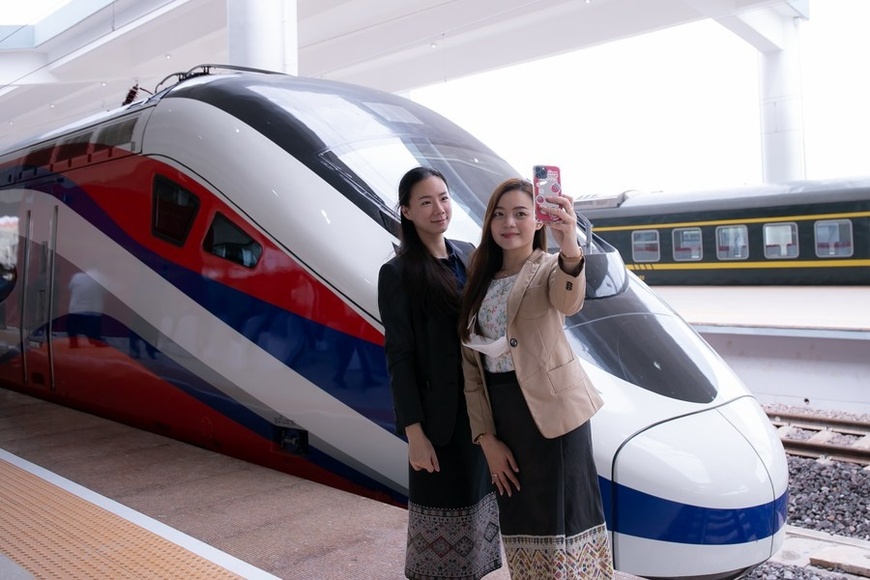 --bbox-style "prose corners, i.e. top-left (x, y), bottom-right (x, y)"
top-left (576, 179), bottom-right (870, 285)
top-left (0, 65), bottom-right (787, 579)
